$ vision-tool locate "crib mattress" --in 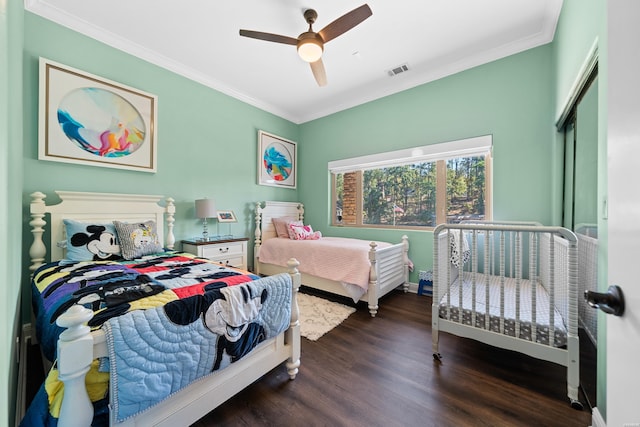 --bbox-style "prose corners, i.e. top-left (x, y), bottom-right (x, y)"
top-left (438, 272), bottom-right (567, 347)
